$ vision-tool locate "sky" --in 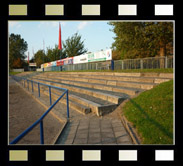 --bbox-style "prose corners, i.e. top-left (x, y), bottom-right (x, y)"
top-left (9, 21), bottom-right (115, 60)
